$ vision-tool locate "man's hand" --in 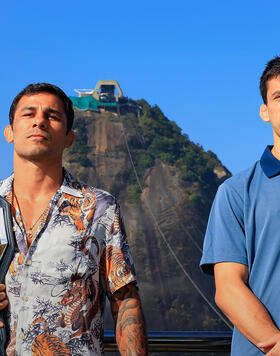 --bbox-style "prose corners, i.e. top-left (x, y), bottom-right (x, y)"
top-left (110, 283), bottom-right (147, 356)
top-left (0, 284), bottom-right (8, 328)
top-left (214, 263), bottom-right (280, 348)
top-left (257, 334), bottom-right (280, 354)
